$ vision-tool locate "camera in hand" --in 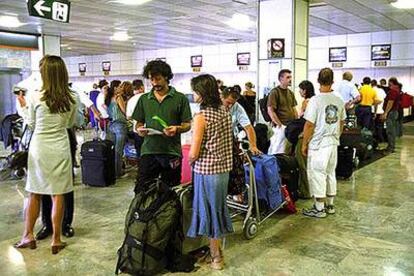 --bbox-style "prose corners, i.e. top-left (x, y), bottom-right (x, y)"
top-left (13, 86), bottom-right (27, 96)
